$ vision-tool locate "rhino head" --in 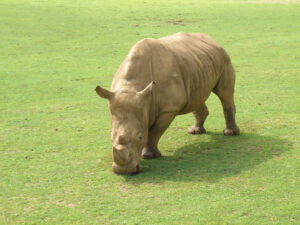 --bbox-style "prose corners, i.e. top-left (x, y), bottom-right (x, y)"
top-left (95, 82), bottom-right (155, 174)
